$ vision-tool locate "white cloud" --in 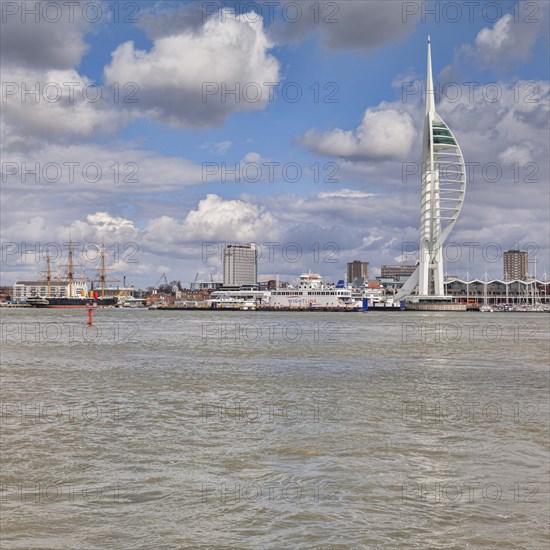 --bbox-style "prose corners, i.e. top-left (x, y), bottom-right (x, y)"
top-left (1, 68), bottom-right (130, 145)
top-left (447, 6), bottom-right (548, 74)
top-left (0, 4), bottom-right (118, 149)
top-left (103, 8), bottom-right (281, 127)
top-left (2, 171), bottom-right (548, 287)
top-left (85, 212), bottom-right (137, 233)
top-left (362, 234), bottom-right (384, 247)
top-left (471, 14), bottom-right (539, 68)
top-left (242, 152), bottom-right (262, 164)
top-left (499, 143), bottom-right (534, 165)
top-left (437, 80), bottom-right (549, 166)
top-left (201, 152), bottom-right (303, 185)
top-left (318, 190), bottom-right (376, 199)
top-left (1, 143), bottom-right (204, 192)
top-left (201, 141), bottom-right (233, 155)
top-left (299, 107), bottom-right (417, 161)
top-left (178, 194), bottom-right (278, 242)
